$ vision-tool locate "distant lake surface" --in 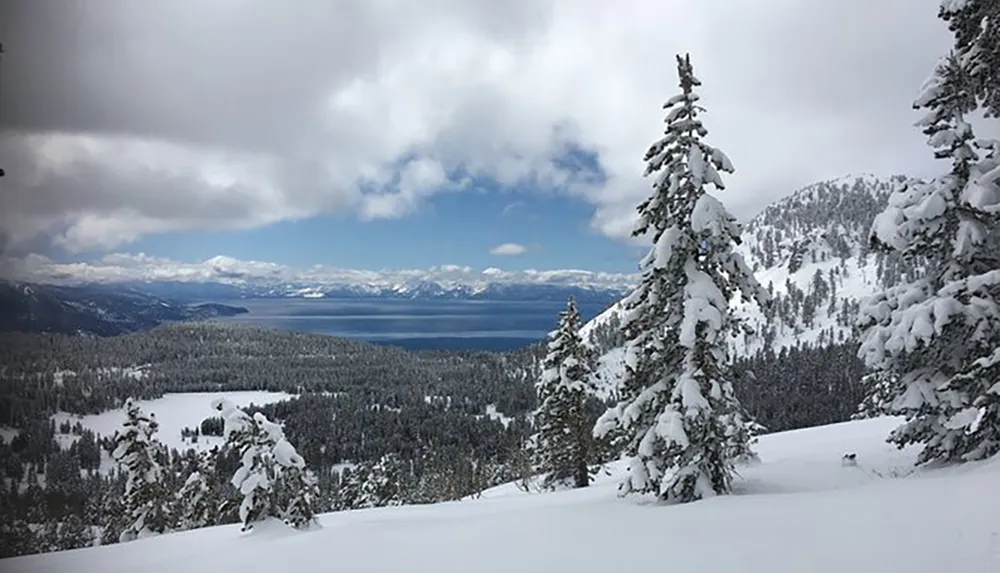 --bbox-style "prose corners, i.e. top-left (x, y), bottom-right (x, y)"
top-left (210, 298), bottom-right (611, 351)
